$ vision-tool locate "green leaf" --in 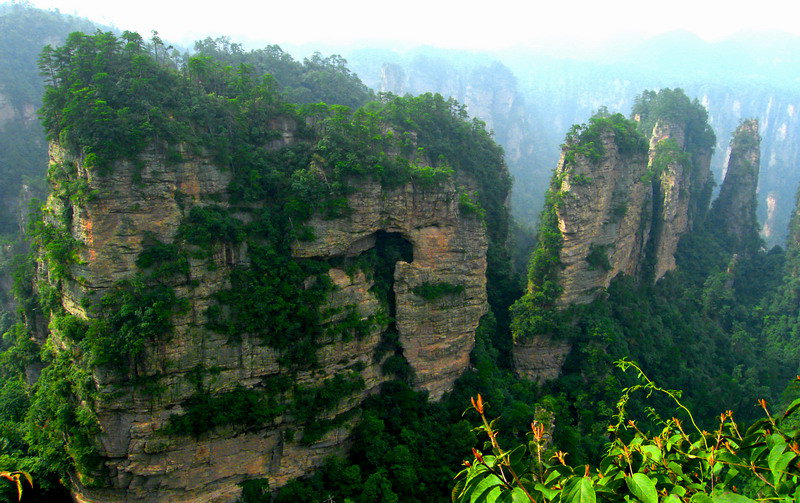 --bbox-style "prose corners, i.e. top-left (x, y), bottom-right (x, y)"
top-left (453, 477), bottom-right (468, 502)
top-left (669, 485), bottom-right (686, 497)
top-left (468, 473), bottom-right (505, 503)
top-left (534, 482), bottom-right (560, 500)
top-left (496, 487), bottom-right (531, 503)
top-left (689, 494), bottom-right (714, 503)
top-left (562, 477), bottom-right (596, 503)
top-left (640, 445), bottom-right (662, 463)
top-left (767, 443), bottom-right (795, 484)
top-left (473, 485), bottom-right (503, 503)
top-left (782, 397), bottom-right (800, 419)
top-left (711, 493), bottom-right (756, 503)
top-left (625, 473), bottom-right (658, 503)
